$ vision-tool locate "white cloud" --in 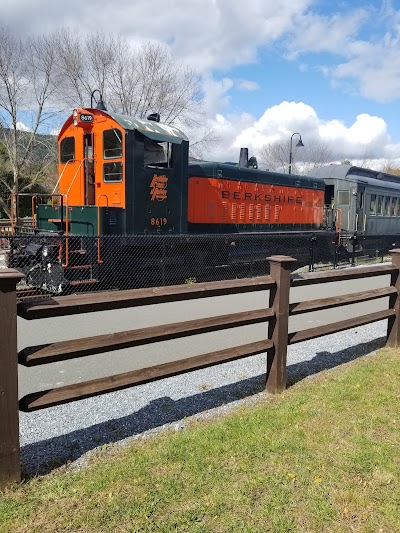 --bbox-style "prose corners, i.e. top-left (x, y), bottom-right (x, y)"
top-left (3, 0), bottom-right (400, 104)
top-left (328, 36), bottom-right (400, 102)
top-left (1, 0), bottom-right (313, 71)
top-left (204, 101), bottom-right (395, 165)
top-left (287, 9), bottom-right (369, 58)
top-left (290, 4), bottom-right (400, 102)
top-left (202, 76), bottom-right (234, 117)
top-left (236, 79), bottom-right (260, 91)
top-left (16, 121), bottom-right (31, 132)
